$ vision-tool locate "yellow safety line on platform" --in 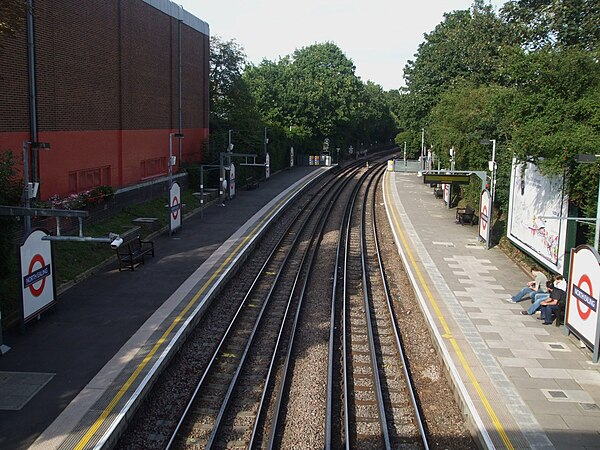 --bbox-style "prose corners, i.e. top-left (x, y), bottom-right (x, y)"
top-left (384, 172), bottom-right (514, 450)
top-left (75, 179), bottom-right (310, 450)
